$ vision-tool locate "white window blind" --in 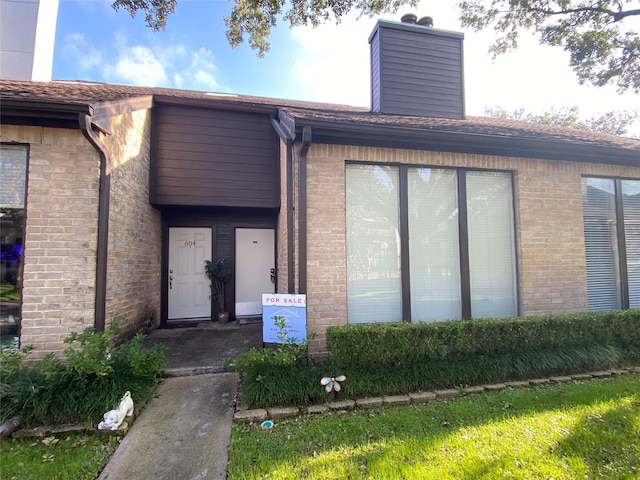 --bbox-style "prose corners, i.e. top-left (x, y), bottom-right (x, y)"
top-left (467, 171), bottom-right (517, 318)
top-left (408, 168), bottom-right (461, 321)
top-left (622, 180), bottom-right (640, 308)
top-left (582, 178), bottom-right (621, 311)
top-left (346, 165), bottom-right (402, 323)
